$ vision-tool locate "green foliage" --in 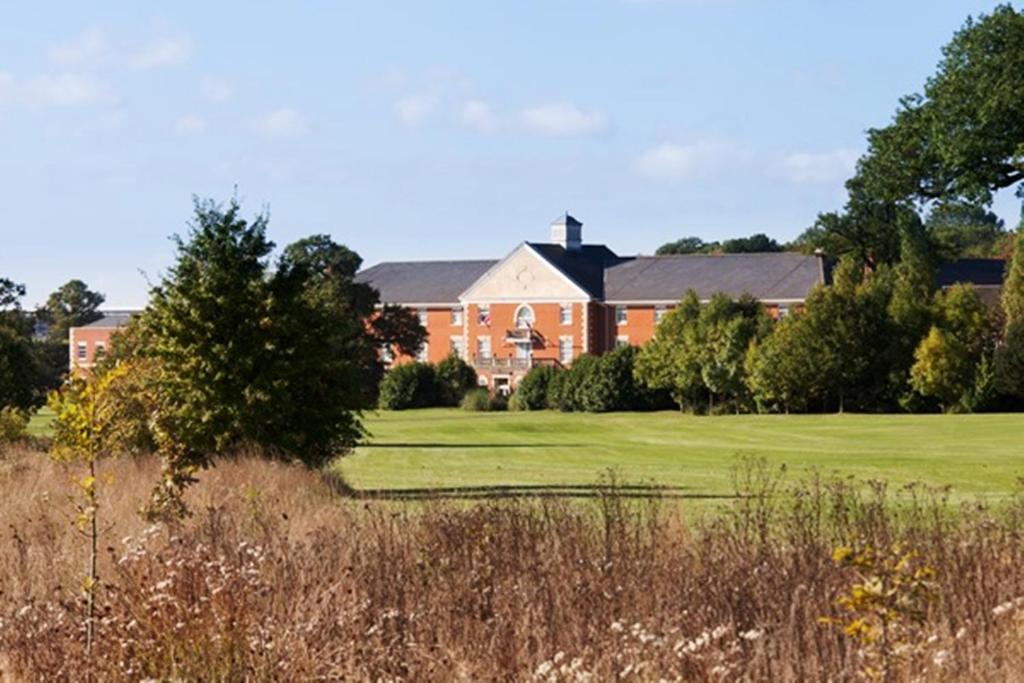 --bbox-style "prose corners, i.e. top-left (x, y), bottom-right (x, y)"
top-left (797, 183), bottom-right (922, 267)
top-left (856, 5), bottom-right (1024, 206)
top-left (910, 284), bottom-right (996, 412)
top-left (744, 318), bottom-right (818, 413)
top-left (635, 291), bottom-right (768, 412)
top-left (435, 354), bottom-right (477, 407)
top-left (460, 388), bottom-right (492, 412)
top-left (995, 319), bottom-right (1024, 400)
top-left (1003, 229), bottom-right (1024, 328)
top-left (927, 202), bottom-right (1009, 259)
top-left (512, 365), bottom-right (559, 411)
top-left (378, 362), bottom-right (438, 410)
top-left (910, 327), bottom-right (971, 411)
top-left (39, 279), bottom-right (105, 344)
top-left (0, 406), bottom-right (28, 444)
top-left (0, 279), bottom-right (39, 411)
top-left (656, 233), bottom-right (782, 256)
